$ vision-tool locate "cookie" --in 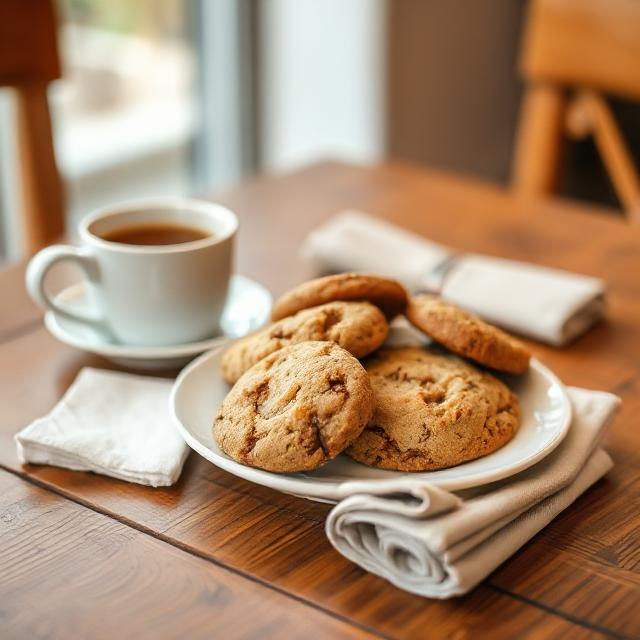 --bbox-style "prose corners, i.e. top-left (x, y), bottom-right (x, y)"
top-left (406, 294), bottom-right (531, 374)
top-left (214, 341), bottom-right (375, 473)
top-left (271, 273), bottom-right (408, 321)
top-left (221, 301), bottom-right (388, 384)
top-left (345, 347), bottom-right (520, 471)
